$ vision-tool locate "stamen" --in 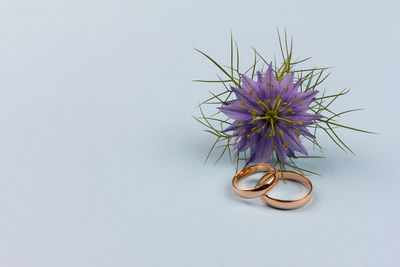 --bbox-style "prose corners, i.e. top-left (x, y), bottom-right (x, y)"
top-left (278, 128), bottom-right (283, 138)
top-left (274, 95), bottom-right (282, 111)
top-left (270, 118), bottom-right (275, 136)
top-left (252, 116), bottom-right (271, 122)
top-left (248, 109), bottom-right (257, 116)
top-left (275, 116), bottom-right (295, 124)
top-left (257, 100), bottom-right (270, 111)
top-left (277, 102), bottom-right (292, 114)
